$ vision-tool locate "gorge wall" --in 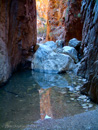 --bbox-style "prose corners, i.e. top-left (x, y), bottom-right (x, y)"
top-left (0, 0), bottom-right (36, 85)
top-left (46, 0), bottom-right (83, 43)
top-left (79, 0), bottom-right (98, 103)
